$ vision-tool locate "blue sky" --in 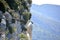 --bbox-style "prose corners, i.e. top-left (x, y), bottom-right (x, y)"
top-left (32, 0), bottom-right (60, 5)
